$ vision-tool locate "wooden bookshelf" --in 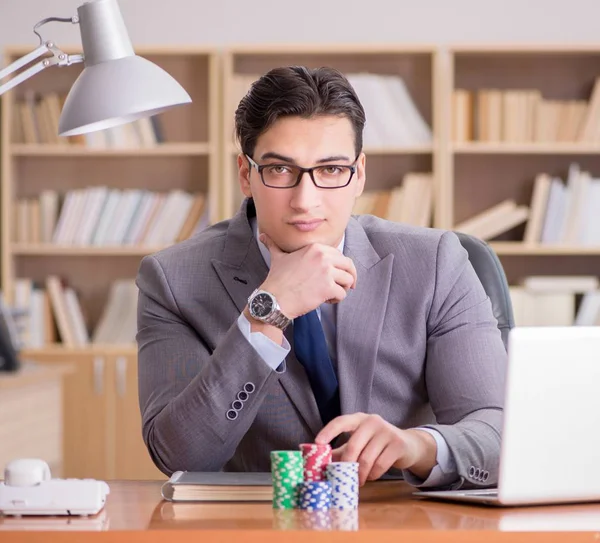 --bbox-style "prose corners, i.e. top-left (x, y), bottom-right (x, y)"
top-left (1, 46), bottom-right (220, 329)
top-left (221, 45), bottom-right (441, 225)
top-left (0, 46), bottom-right (219, 480)
top-left (446, 45), bottom-right (600, 283)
